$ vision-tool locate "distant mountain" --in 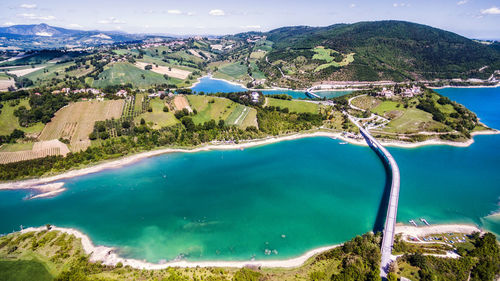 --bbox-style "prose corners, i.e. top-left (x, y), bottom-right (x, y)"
top-left (240, 21), bottom-right (500, 82)
top-left (0, 23), bottom-right (171, 50)
top-left (0, 23), bottom-right (80, 37)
